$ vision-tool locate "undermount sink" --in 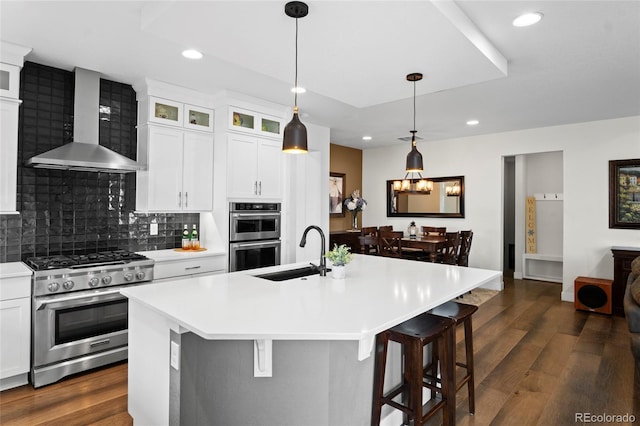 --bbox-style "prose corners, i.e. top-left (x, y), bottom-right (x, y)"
top-left (254, 266), bottom-right (330, 282)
